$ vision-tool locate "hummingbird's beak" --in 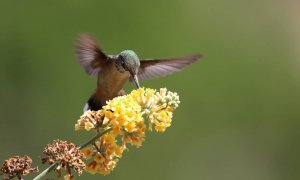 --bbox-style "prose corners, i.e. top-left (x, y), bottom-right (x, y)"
top-left (133, 75), bottom-right (140, 88)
